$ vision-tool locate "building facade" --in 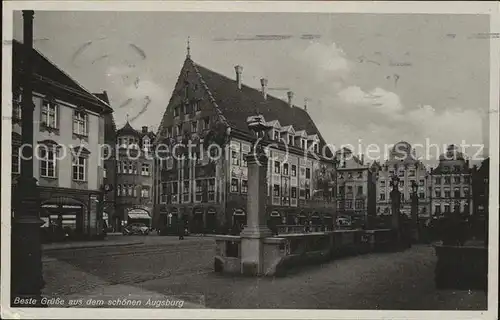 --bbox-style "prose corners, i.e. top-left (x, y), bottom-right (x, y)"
top-left (429, 145), bottom-right (473, 218)
top-left (153, 51), bottom-right (336, 234)
top-left (96, 91), bottom-right (117, 232)
top-left (11, 40), bottom-right (112, 240)
top-left (335, 148), bottom-right (376, 227)
top-left (115, 122), bottom-right (155, 230)
top-left (373, 141), bottom-right (431, 222)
